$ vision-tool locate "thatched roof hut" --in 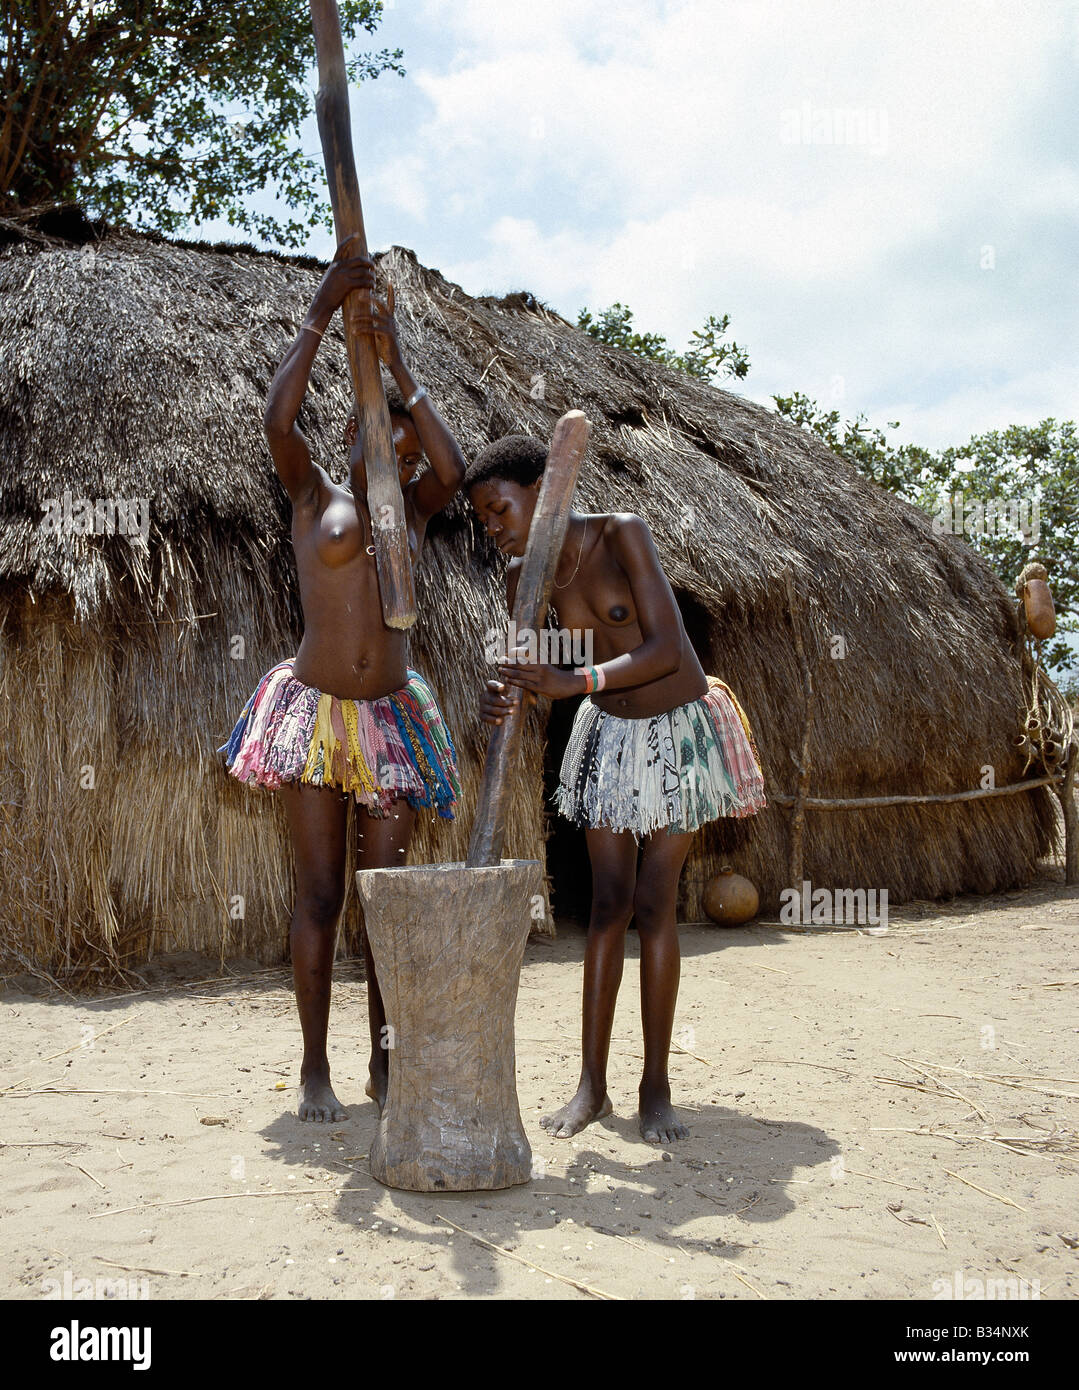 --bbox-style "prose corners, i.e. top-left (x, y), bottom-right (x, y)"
top-left (0, 219), bottom-right (1057, 981)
